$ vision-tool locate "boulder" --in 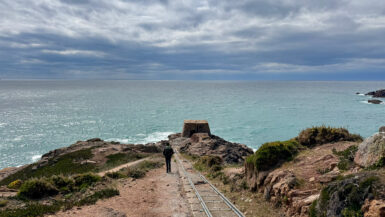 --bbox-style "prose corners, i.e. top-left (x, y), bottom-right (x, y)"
top-left (171, 133), bottom-right (253, 164)
top-left (380, 126), bottom-right (385, 134)
top-left (368, 99), bottom-right (383, 104)
top-left (354, 133), bottom-right (385, 168)
top-left (362, 199), bottom-right (385, 217)
top-left (366, 89), bottom-right (385, 98)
